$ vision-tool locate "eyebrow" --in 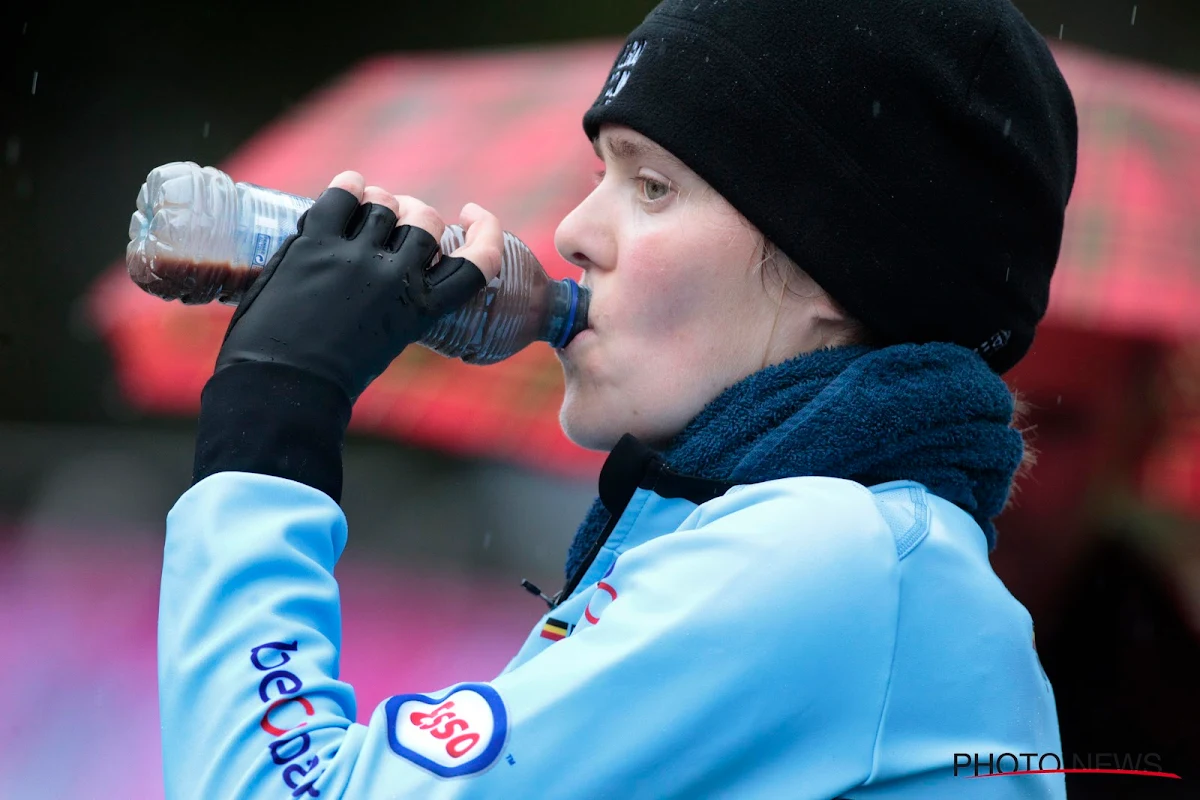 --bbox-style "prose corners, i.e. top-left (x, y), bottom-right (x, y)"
top-left (594, 134), bottom-right (688, 172)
